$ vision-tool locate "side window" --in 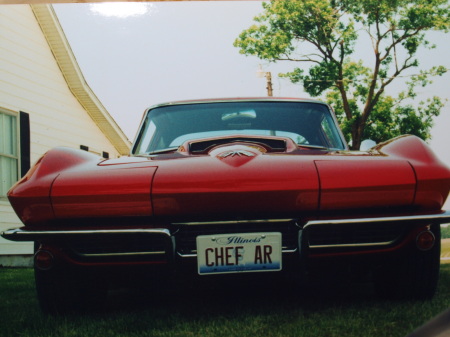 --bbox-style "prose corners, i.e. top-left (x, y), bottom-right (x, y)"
top-left (0, 111), bottom-right (19, 196)
top-left (321, 115), bottom-right (344, 149)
